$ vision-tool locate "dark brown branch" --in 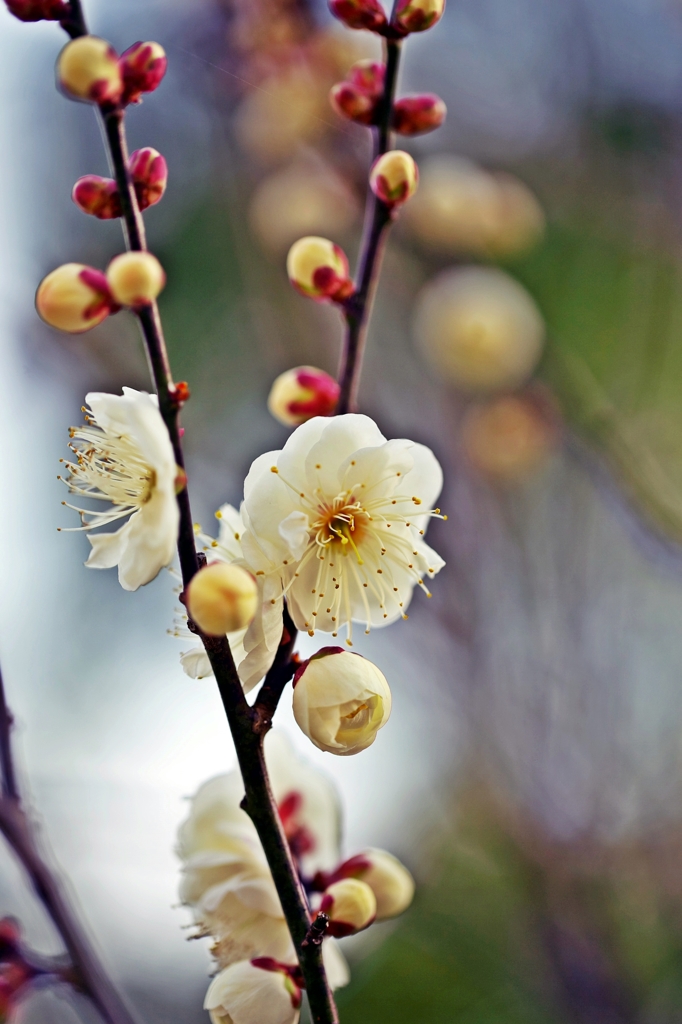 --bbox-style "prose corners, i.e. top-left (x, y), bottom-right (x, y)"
top-left (253, 604), bottom-right (298, 729)
top-left (0, 667), bottom-right (18, 803)
top-left (336, 37), bottom-right (402, 415)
